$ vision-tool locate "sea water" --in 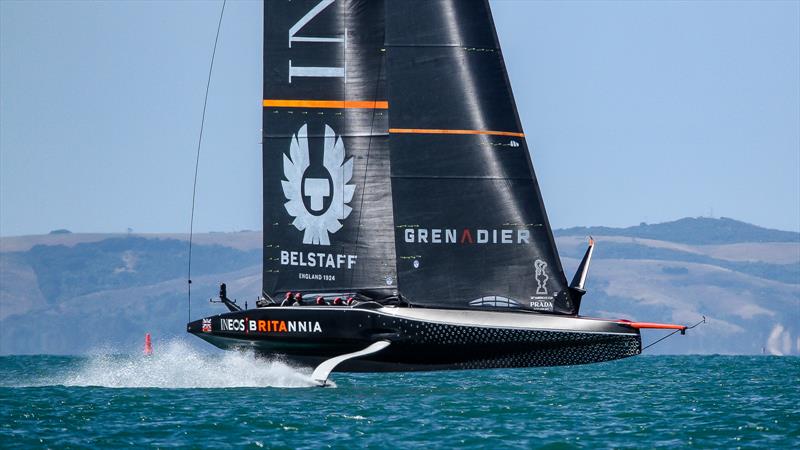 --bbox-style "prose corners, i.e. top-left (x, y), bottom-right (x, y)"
top-left (1, 341), bottom-right (798, 448)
